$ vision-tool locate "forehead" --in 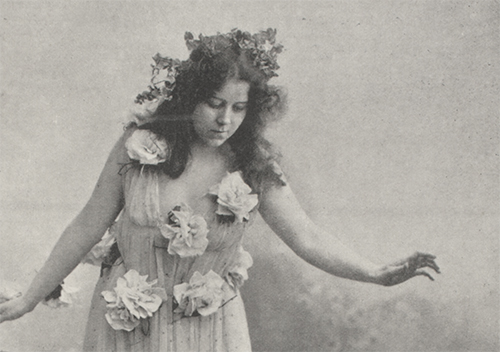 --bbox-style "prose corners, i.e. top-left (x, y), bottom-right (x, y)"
top-left (213, 79), bottom-right (250, 102)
